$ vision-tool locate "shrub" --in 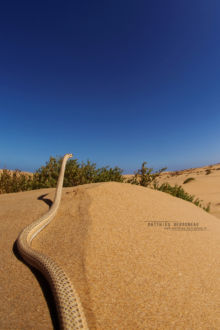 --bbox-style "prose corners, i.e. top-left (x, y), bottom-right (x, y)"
top-left (0, 157), bottom-right (212, 213)
top-left (94, 166), bottom-right (124, 183)
top-left (125, 175), bottom-right (140, 185)
top-left (183, 177), bottom-right (195, 184)
top-left (128, 162), bottom-right (210, 212)
top-left (154, 182), bottom-right (210, 212)
top-left (156, 183), bottom-right (194, 202)
top-left (126, 161), bottom-right (167, 187)
top-left (32, 156), bottom-right (124, 189)
top-left (204, 203), bottom-right (211, 212)
top-left (32, 157), bottom-right (62, 189)
top-left (0, 169), bottom-right (33, 193)
top-left (206, 169), bottom-right (211, 175)
top-left (0, 156), bottom-right (124, 193)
